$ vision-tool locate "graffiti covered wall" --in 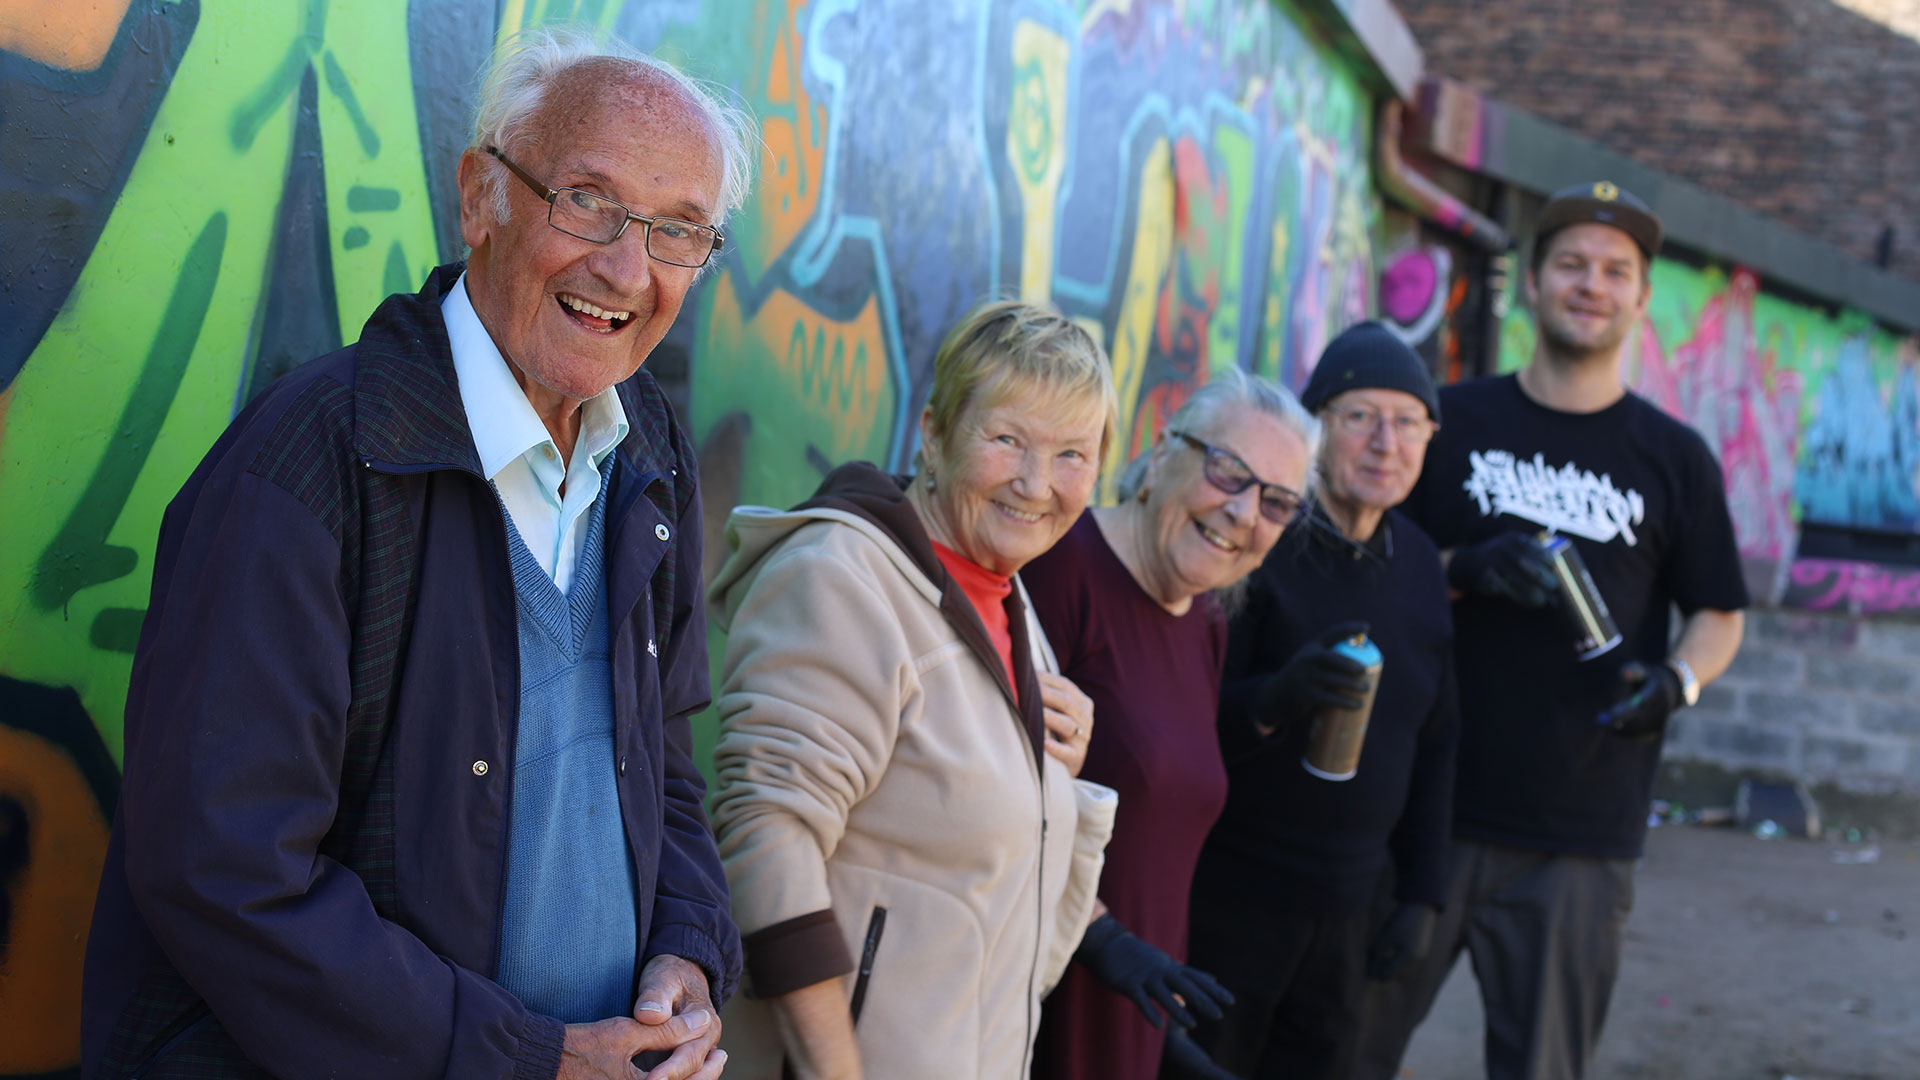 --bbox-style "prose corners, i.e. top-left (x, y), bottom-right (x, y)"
top-left (1498, 261), bottom-right (1920, 566)
top-left (0, 0), bottom-right (1381, 1070)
